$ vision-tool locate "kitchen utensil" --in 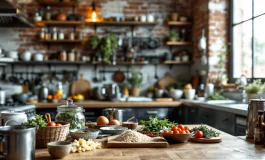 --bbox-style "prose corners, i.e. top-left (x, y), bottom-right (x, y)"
top-left (0, 111), bottom-right (27, 126)
top-left (0, 125), bottom-right (36, 160)
top-left (246, 99), bottom-right (265, 138)
top-left (6, 51), bottom-right (18, 59)
top-left (93, 65), bottom-right (99, 82)
top-left (184, 89), bottom-right (196, 100)
top-left (56, 12), bottom-right (67, 21)
top-left (154, 89), bottom-right (164, 98)
top-left (107, 136), bottom-right (168, 148)
top-left (70, 128), bottom-right (100, 140)
top-left (113, 70), bottom-right (125, 83)
top-left (169, 89), bottom-right (183, 100)
top-left (93, 87), bottom-right (107, 101)
top-left (38, 84), bottom-right (49, 102)
top-left (104, 108), bottom-right (124, 122)
top-left (126, 116), bottom-right (135, 122)
top-left (104, 84), bottom-right (121, 101)
top-left (147, 14), bottom-right (155, 22)
top-left (122, 121), bottom-right (138, 130)
top-left (47, 141), bottom-right (72, 159)
top-left (12, 93), bottom-right (28, 103)
top-left (103, 66), bottom-right (106, 81)
top-left (35, 53), bottom-right (44, 61)
top-left (162, 133), bottom-right (192, 143)
top-left (157, 74), bottom-right (175, 89)
top-left (21, 51), bottom-right (32, 61)
top-left (0, 88), bottom-right (5, 105)
top-left (189, 136), bottom-right (222, 143)
top-left (148, 37), bottom-right (159, 49)
top-left (100, 126), bottom-right (128, 135)
top-left (154, 64), bottom-right (159, 79)
top-left (19, 72), bottom-right (24, 85)
top-left (71, 74), bottom-right (91, 99)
